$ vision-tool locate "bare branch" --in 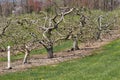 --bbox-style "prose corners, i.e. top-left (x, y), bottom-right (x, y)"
top-left (39, 40), bottom-right (47, 49)
top-left (63, 8), bottom-right (74, 15)
top-left (1, 18), bottom-right (12, 36)
top-left (55, 30), bottom-right (64, 36)
top-left (39, 11), bottom-right (48, 28)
